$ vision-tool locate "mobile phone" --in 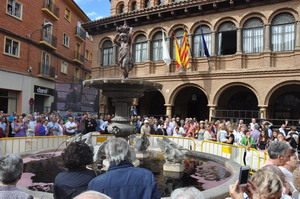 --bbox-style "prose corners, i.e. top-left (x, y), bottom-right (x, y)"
top-left (239, 166), bottom-right (250, 186)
